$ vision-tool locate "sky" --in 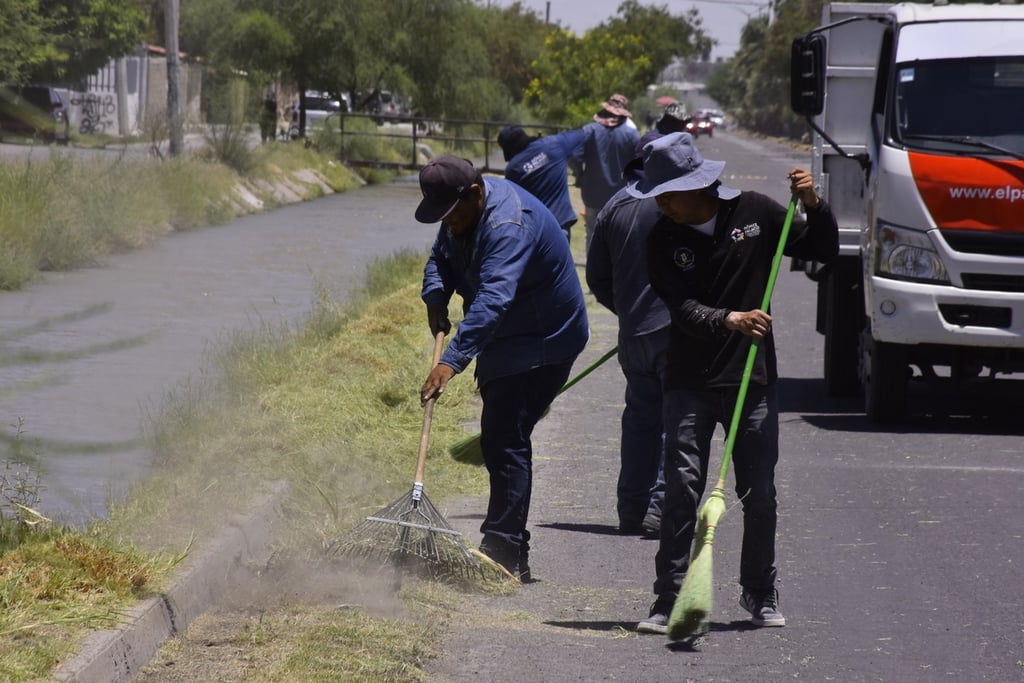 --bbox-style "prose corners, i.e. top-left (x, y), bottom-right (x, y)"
top-left (490, 0), bottom-right (771, 61)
